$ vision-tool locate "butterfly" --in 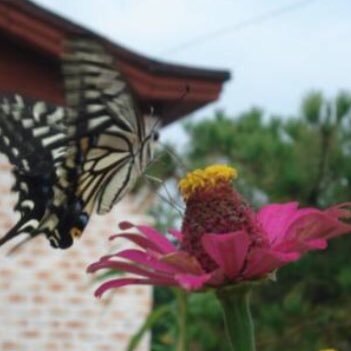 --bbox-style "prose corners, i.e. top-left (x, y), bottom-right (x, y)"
top-left (0, 37), bottom-right (159, 249)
